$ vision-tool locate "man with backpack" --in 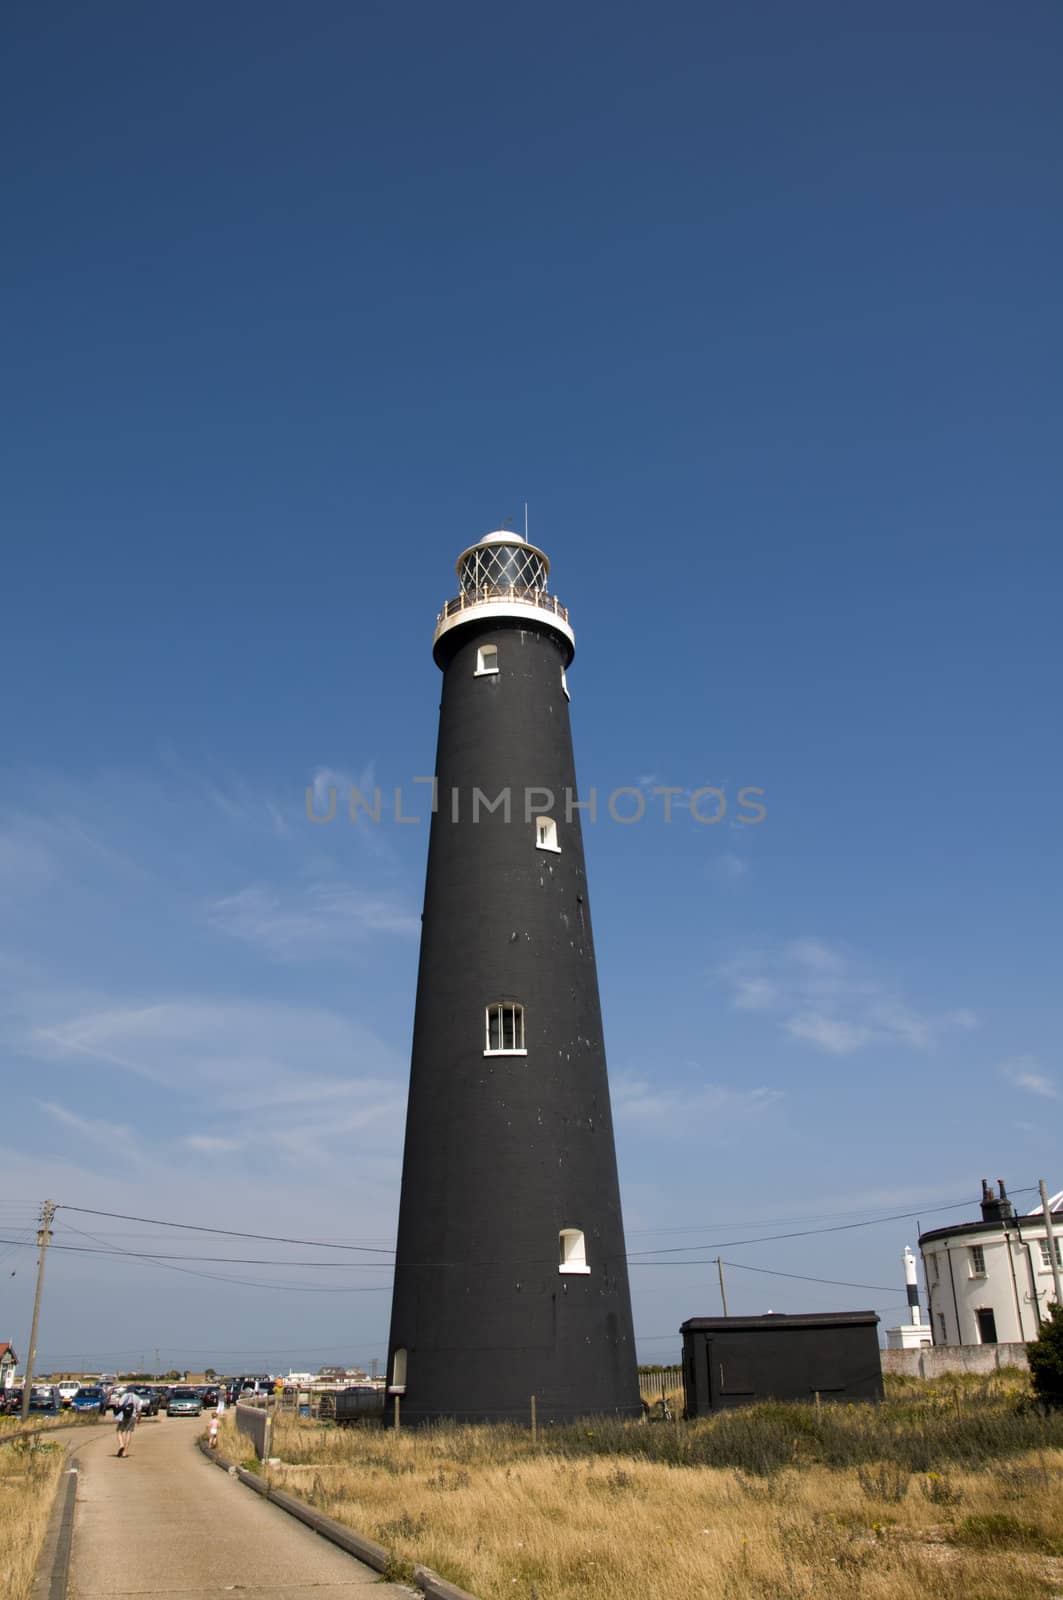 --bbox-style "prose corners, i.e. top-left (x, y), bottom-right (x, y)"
top-left (114, 1390), bottom-right (142, 1457)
